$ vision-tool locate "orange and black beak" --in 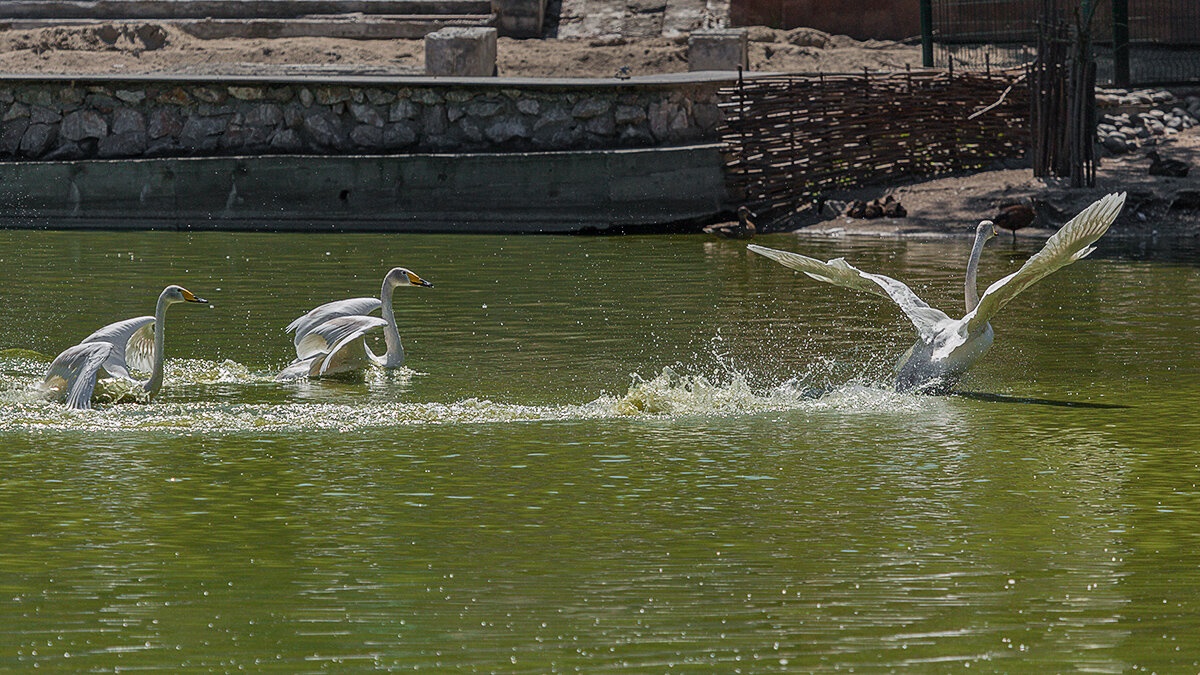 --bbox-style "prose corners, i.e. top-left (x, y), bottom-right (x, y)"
top-left (406, 272), bottom-right (433, 288)
top-left (181, 288), bottom-right (207, 303)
